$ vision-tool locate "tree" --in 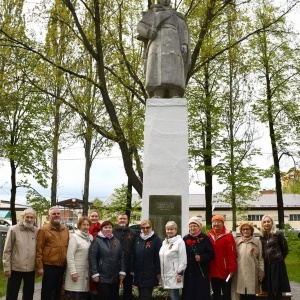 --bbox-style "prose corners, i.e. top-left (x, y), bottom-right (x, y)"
top-left (251, 0), bottom-right (300, 229)
top-left (102, 184), bottom-right (141, 224)
top-left (26, 189), bottom-right (51, 226)
top-left (0, 0), bottom-right (51, 223)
